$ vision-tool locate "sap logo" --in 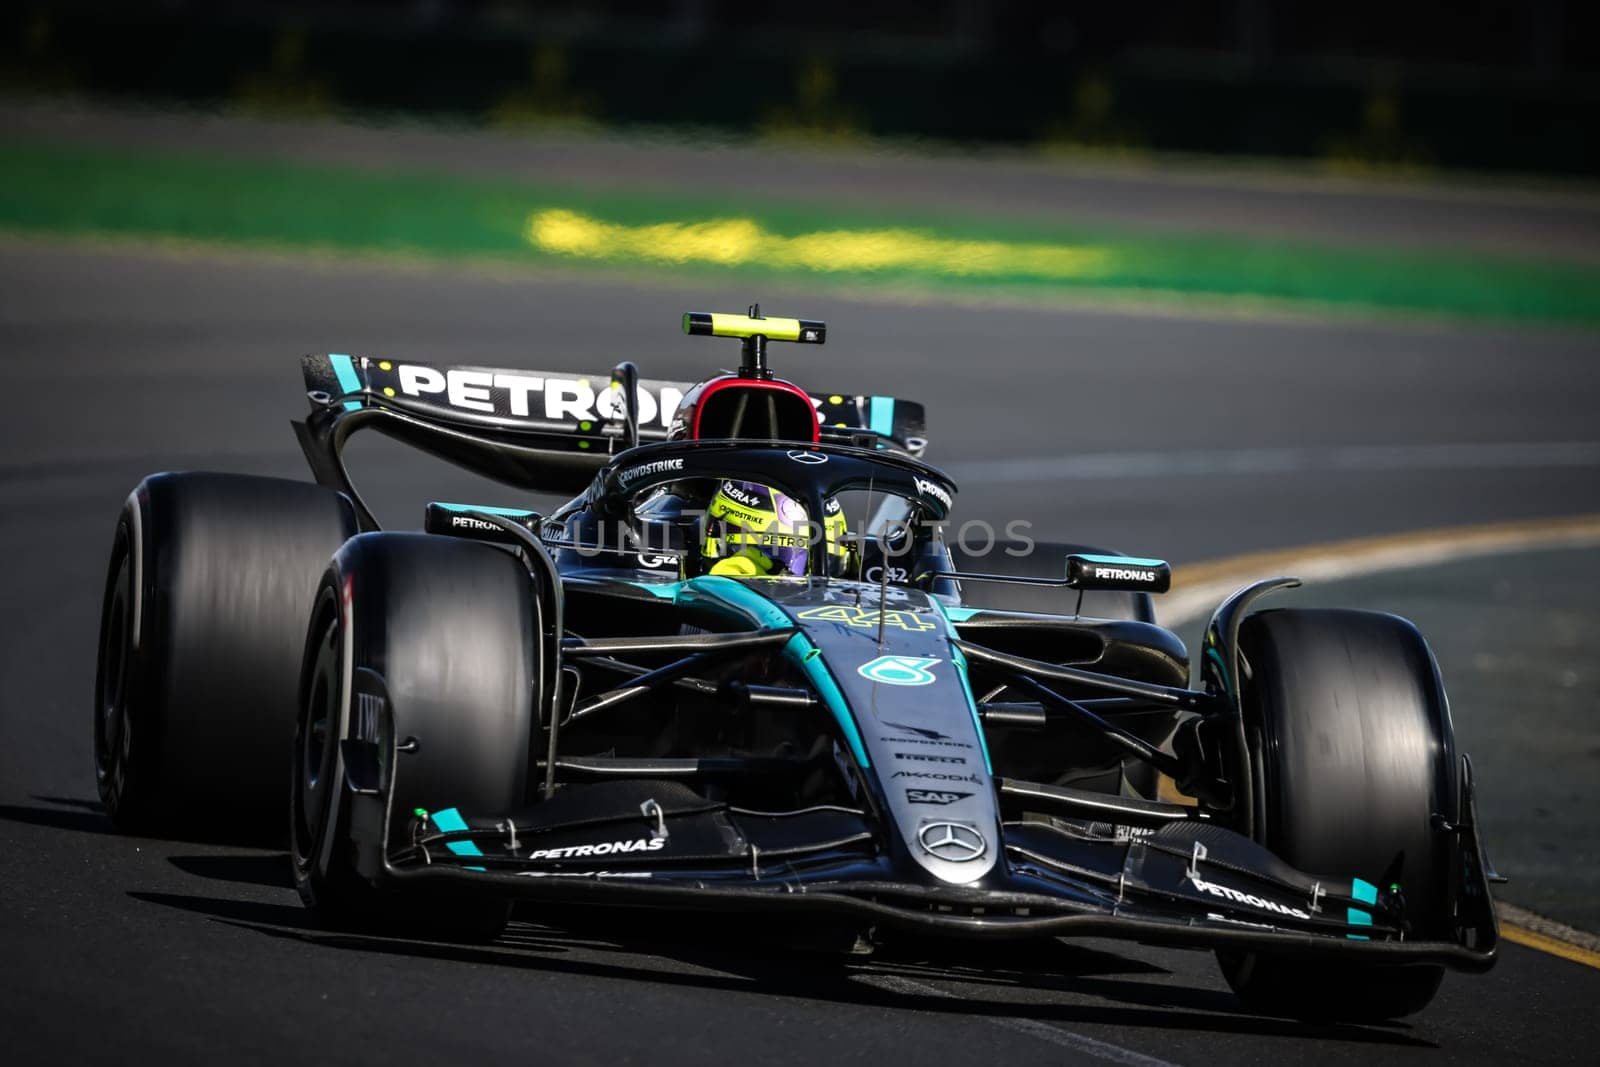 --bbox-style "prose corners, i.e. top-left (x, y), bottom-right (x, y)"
top-left (392, 365), bottom-right (684, 427)
top-left (906, 789), bottom-right (971, 806)
top-left (527, 838), bottom-right (668, 861)
top-left (858, 656), bottom-right (940, 686)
